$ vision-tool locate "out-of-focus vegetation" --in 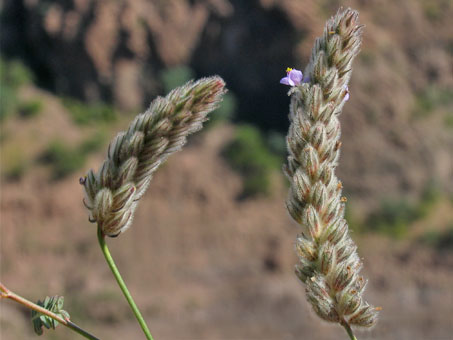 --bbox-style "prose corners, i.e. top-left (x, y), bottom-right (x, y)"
top-left (78, 131), bottom-right (106, 155)
top-left (412, 85), bottom-right (453, 119)
top-left (0, 58), bottom-right (39, 121)
top-left (420, 0), bottom-right (451, 22)
top-left (223, 124), bottom-right (281, 198)
top-left (266, 131), bottom-right (287, 160)
top-left (344, 204), bottom-right (363, 234)
top-left (62, 98), bottom-right (117, 125)
top-left (367, 199), bottom-right (422, 239)
top-left (41, 140), bottom-right (87, 179)
top-left (2, 144), bottom-right (29, 181)
top-left (207, 92), bottom-right (237, 127)
top-left (0, 58), bottom-right (42, 180)
top-left (40, 132), bottom-right (106, 179)
top-left (360, 182), bottom-right (441, 238)
top-left (0, 57), bottom-right (111, 180)
top-left (160, 65), bottom-right (195, 93)
top-left (418, 223), bottom-right (453, 250)
top-left (444, 111), bottom-right (453, 128)
top-left (18, 99), bottom-right (43, 118)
